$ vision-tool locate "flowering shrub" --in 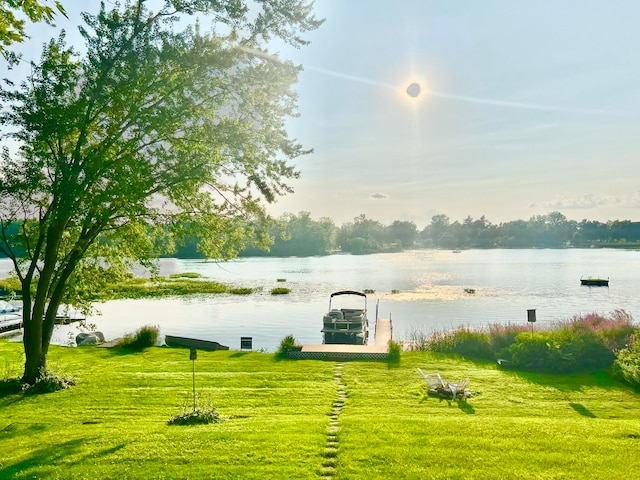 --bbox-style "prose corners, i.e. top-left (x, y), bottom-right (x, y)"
top-left (409, 311), bottom-right (637, 374)
top-left (556, 310), bottom-right (635, 352)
